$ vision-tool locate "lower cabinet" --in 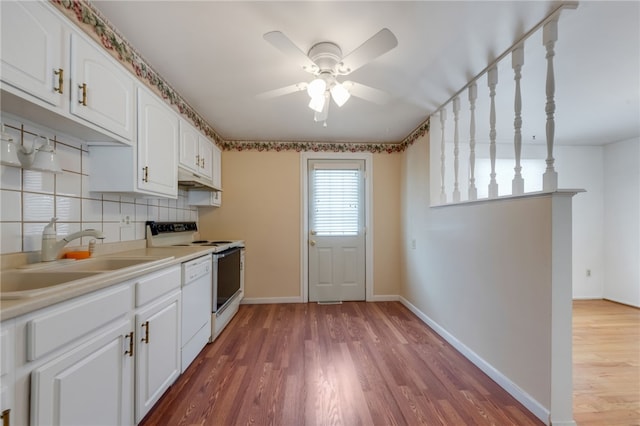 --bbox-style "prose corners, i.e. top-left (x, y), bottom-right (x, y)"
top-left (30, 319), bottom-right (133, 425)
top-left (135, 290), bottom-right (181, 423)
top-left (1, 321), bottom-right (15, 426)
top-left (4, 264), bottom-right (184, 425)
